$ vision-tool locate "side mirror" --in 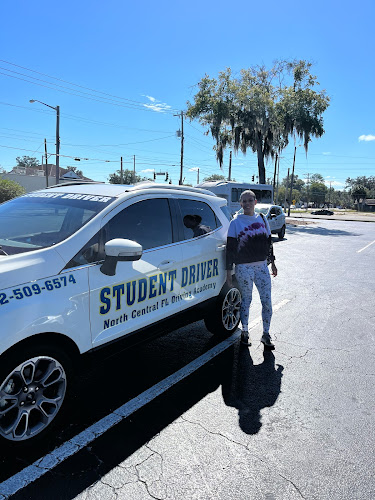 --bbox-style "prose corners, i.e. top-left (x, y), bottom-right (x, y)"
top-left (100, 238), bottom-right (143, 276)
